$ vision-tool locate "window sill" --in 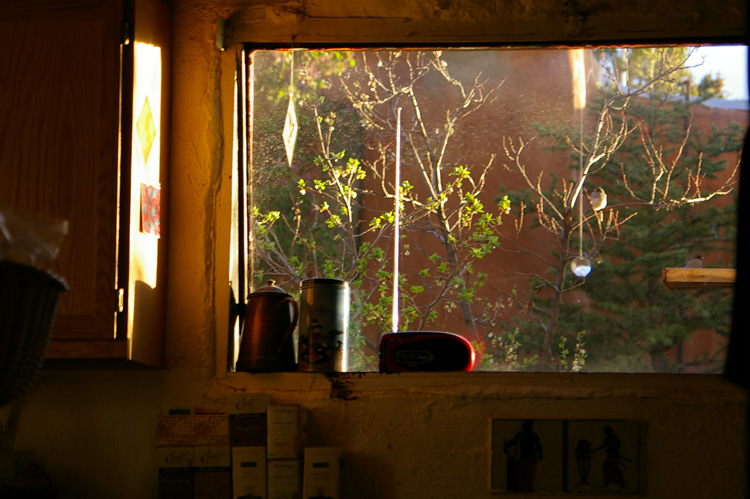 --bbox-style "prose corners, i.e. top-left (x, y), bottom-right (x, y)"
top-left (222, 370), bottom-right (744, 401)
